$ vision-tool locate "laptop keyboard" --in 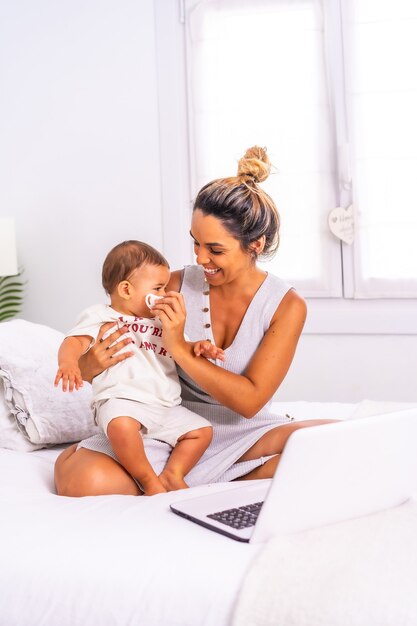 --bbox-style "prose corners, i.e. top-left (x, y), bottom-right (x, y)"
top-left (207, 501), bottom-right (264, 530)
